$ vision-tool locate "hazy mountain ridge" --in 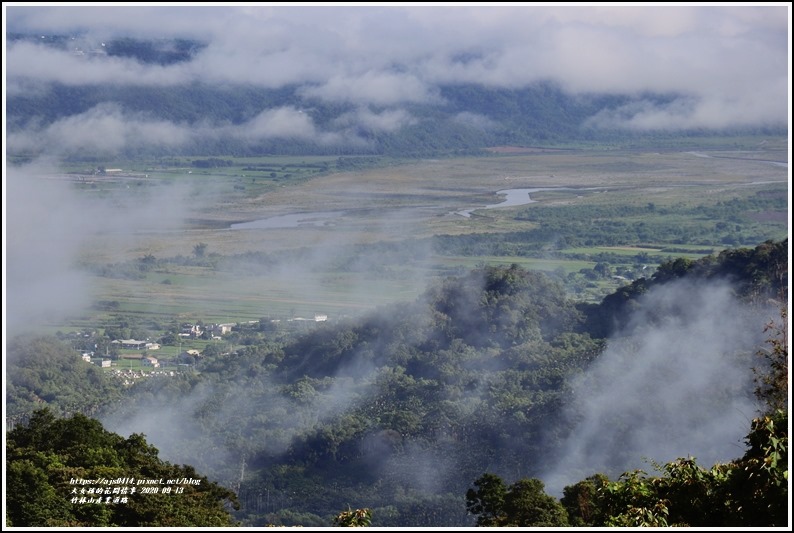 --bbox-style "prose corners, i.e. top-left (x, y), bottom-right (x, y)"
top-left (7, 35), bottom-right (785, 159)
